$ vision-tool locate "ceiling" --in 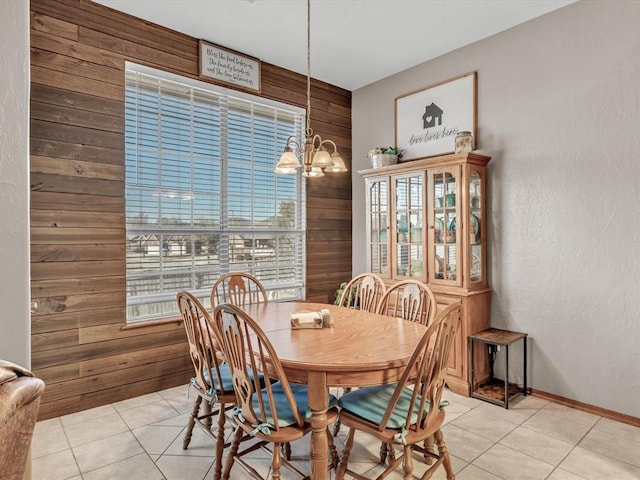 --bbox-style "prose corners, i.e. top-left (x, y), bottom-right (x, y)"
top-left (95, 0), bottom-right (575, 91)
